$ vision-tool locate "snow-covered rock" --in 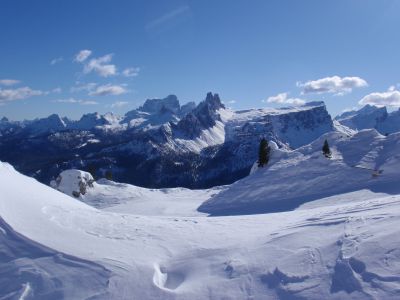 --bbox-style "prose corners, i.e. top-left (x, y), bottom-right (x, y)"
top-left (50, 169), bottom-right (95, 198)
top-left (70, 112), bottom-right (122, 130)
top-left (140, 95), bottom-right (181, 114)
top-left (335, 105), bottom-right (400, 135)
